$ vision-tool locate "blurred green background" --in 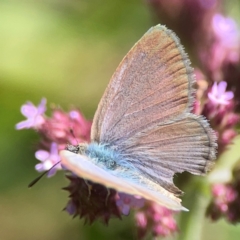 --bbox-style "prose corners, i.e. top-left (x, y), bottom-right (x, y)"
top-left (1, 0), bottom-right (240, 239)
